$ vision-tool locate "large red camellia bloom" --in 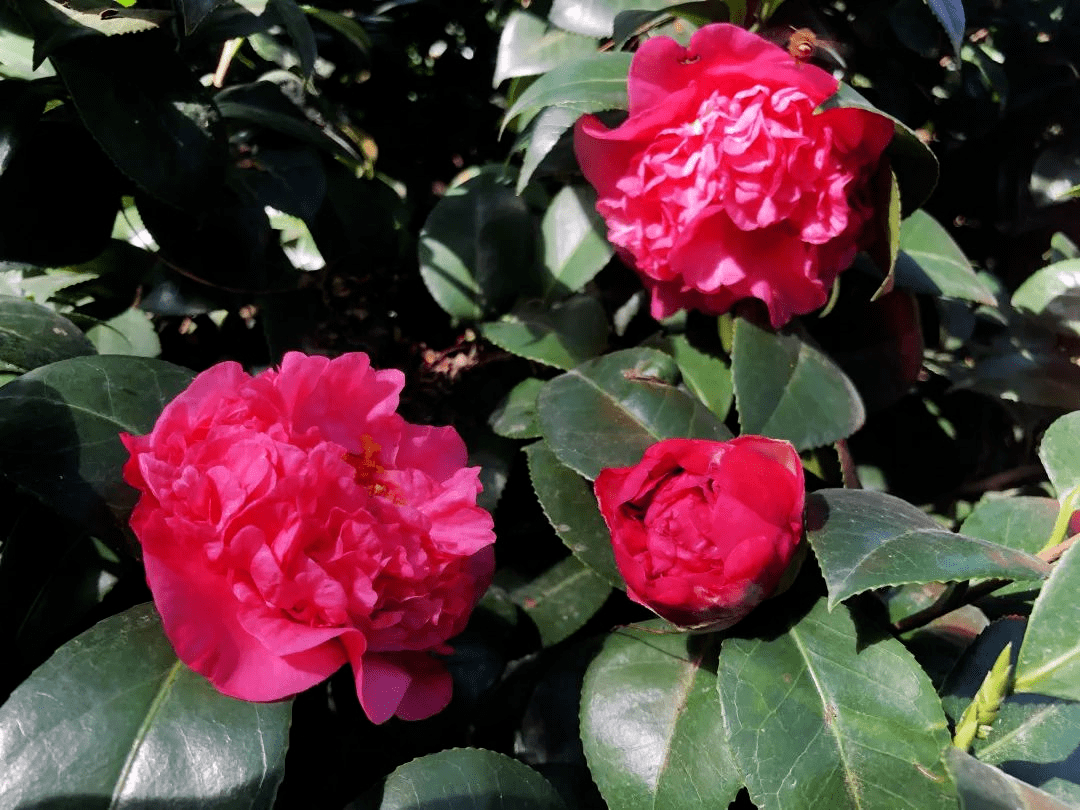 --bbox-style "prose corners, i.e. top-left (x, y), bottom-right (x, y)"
top-left (595, 436), bottom-right (805, 630)
top-left (121, 352), bottom-right (495, 724)
top-left (574, 23), bottom-right (894, 327)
